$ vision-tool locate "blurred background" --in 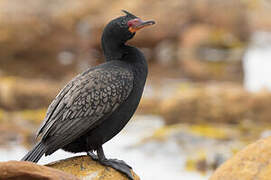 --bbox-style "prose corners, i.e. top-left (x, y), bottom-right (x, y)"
top-left (1, 0), bottom-right (271, 179)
